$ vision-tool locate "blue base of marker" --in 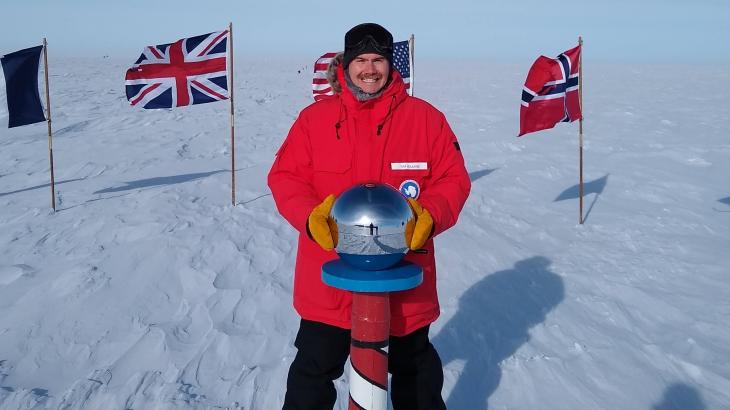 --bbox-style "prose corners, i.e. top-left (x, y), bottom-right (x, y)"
top-left (322, 259), bottom-right (423, 292)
